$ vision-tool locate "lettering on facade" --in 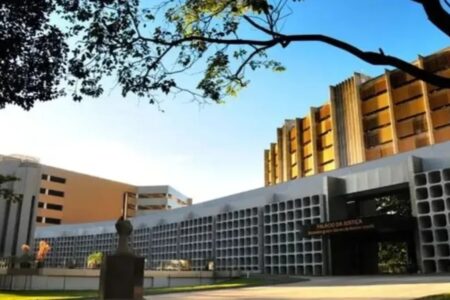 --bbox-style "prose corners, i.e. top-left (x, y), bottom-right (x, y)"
top-left (305, 218), bottom-right (376, 237)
